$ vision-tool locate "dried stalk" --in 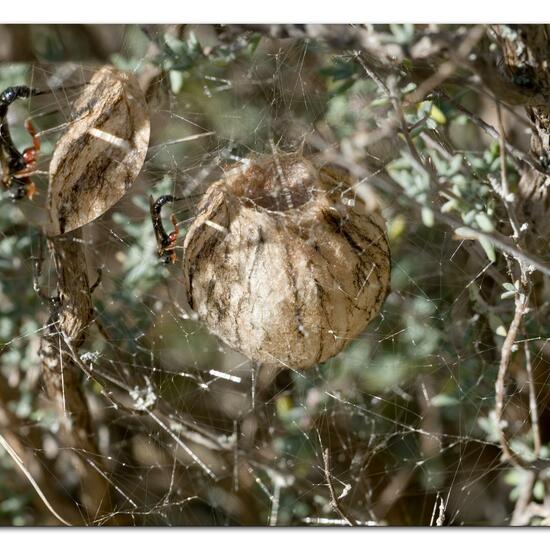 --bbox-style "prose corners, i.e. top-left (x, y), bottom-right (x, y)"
top-left (441, 92), bottom-right (539, 173)
top-left (496, 102), bottom-right (522, 240)
top-left (404, 25), bottom-right (485, 106)
top-left (524, 341), bottom-right (542, 457)
top-left (38, 230), bottom-right (114, 523)
top-left (0, 434), bottom-right (73, 526)
top-left (494, 293), bottom-right (527, 469)
top-left (0, 381), bottom-right (82, 525)
top-left (511, 471), bottom-right (537, 526)
top-left (322, 448), bottom-right (355, 526)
